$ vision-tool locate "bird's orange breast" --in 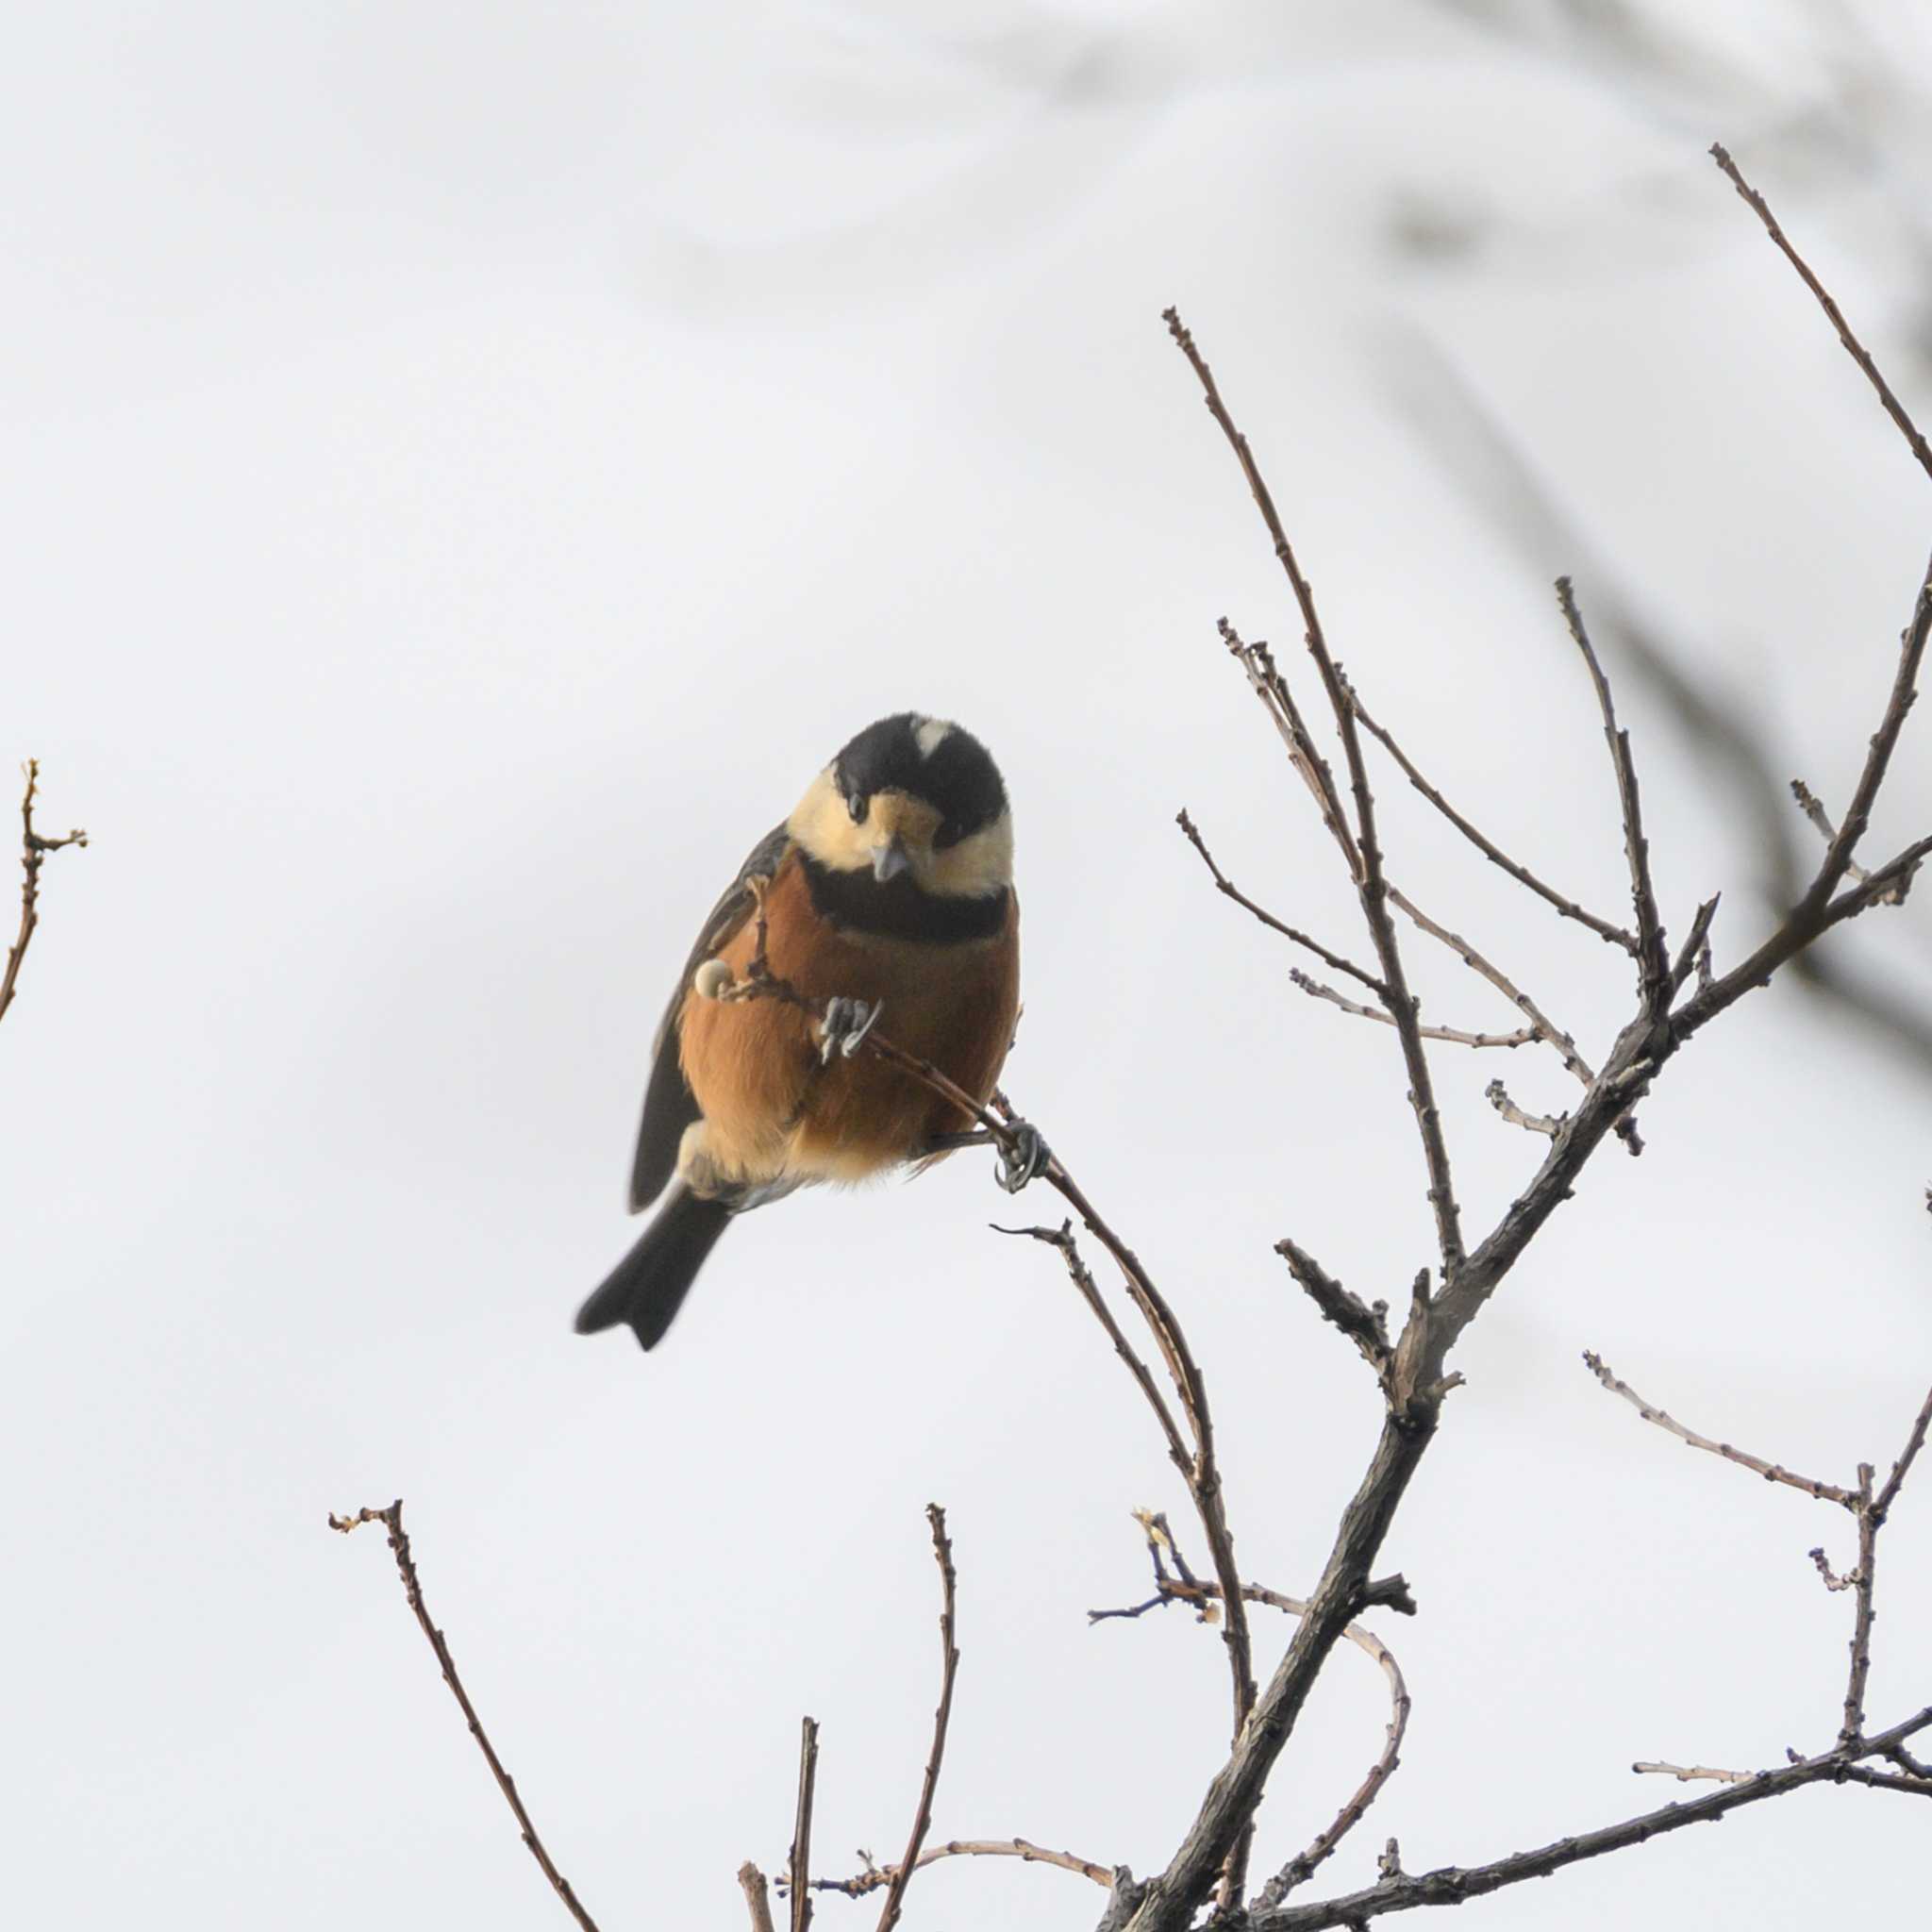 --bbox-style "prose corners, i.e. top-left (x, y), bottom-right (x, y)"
top-left (676, 850), bottom-right (1019, 1190)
